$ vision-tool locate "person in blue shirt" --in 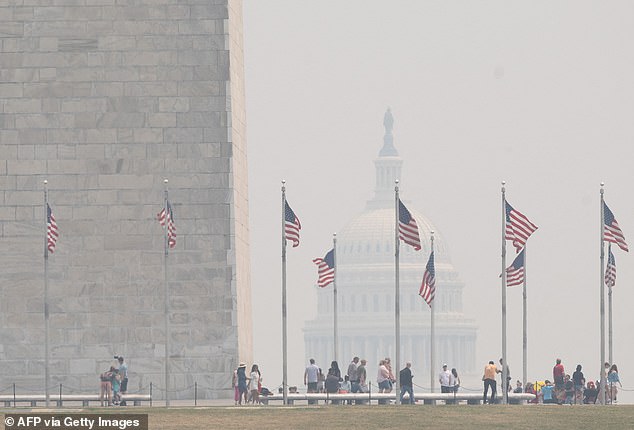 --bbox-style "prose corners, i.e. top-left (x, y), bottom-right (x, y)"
top-left (607, 364), bottom-right (622, 403)
top-left (541, 380), bottom-right (555, 404)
